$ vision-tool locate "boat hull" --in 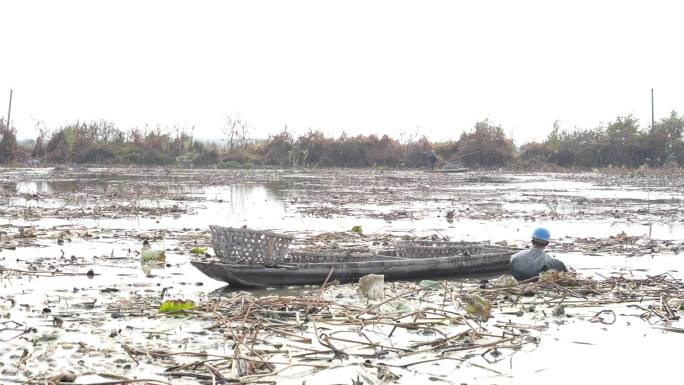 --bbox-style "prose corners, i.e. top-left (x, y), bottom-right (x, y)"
top-left (432, 168), bottom-right (470, 173)
top-left (191, 251), bottom-right (513, 287)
